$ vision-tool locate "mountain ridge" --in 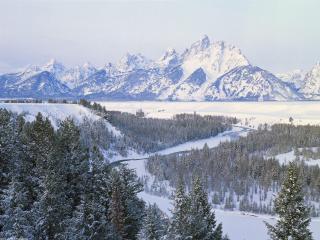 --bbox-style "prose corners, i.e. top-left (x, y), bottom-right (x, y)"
top-left (0, 36), bottom-right (319, 101)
